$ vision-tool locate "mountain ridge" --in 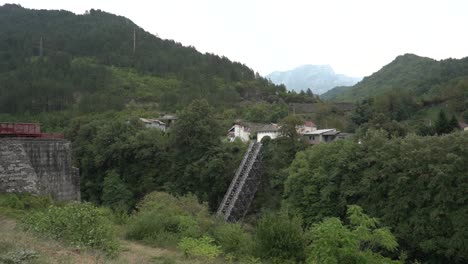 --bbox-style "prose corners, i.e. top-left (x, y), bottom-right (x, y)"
top-left (321, 53), bottom-right (468, 102)
top-left (0, 4), bottom-right (319, 115)
top-left (267, 64), bottom-right (361, 95)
